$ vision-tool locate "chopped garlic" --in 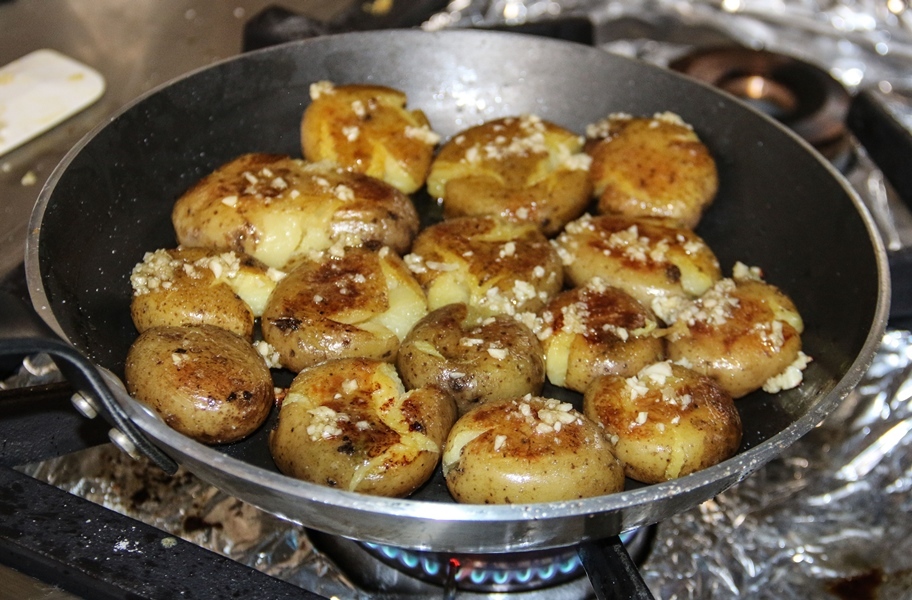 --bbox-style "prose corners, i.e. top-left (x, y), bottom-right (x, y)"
top-left (762, 352), bottom-right (812, 393)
